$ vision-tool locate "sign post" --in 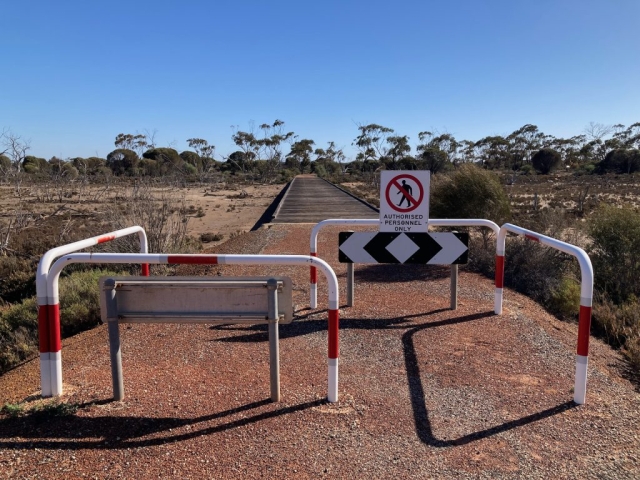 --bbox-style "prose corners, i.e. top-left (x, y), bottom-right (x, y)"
top-left (380, 171), bottom-right (430, 233)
